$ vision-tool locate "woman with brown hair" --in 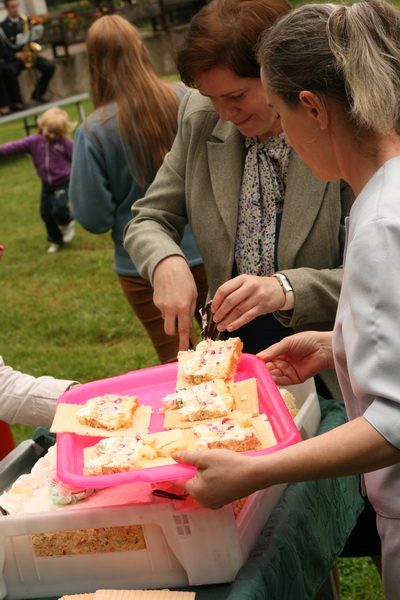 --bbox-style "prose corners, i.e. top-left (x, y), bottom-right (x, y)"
top-left (70, 15), bottom-right (207, 364)
top-left (124, 0), bottom-right (353, 398)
